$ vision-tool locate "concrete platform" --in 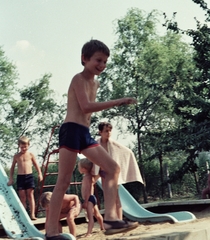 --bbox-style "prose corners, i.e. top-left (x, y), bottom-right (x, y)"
top-left (142, 199), bottom-right (210, 213)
